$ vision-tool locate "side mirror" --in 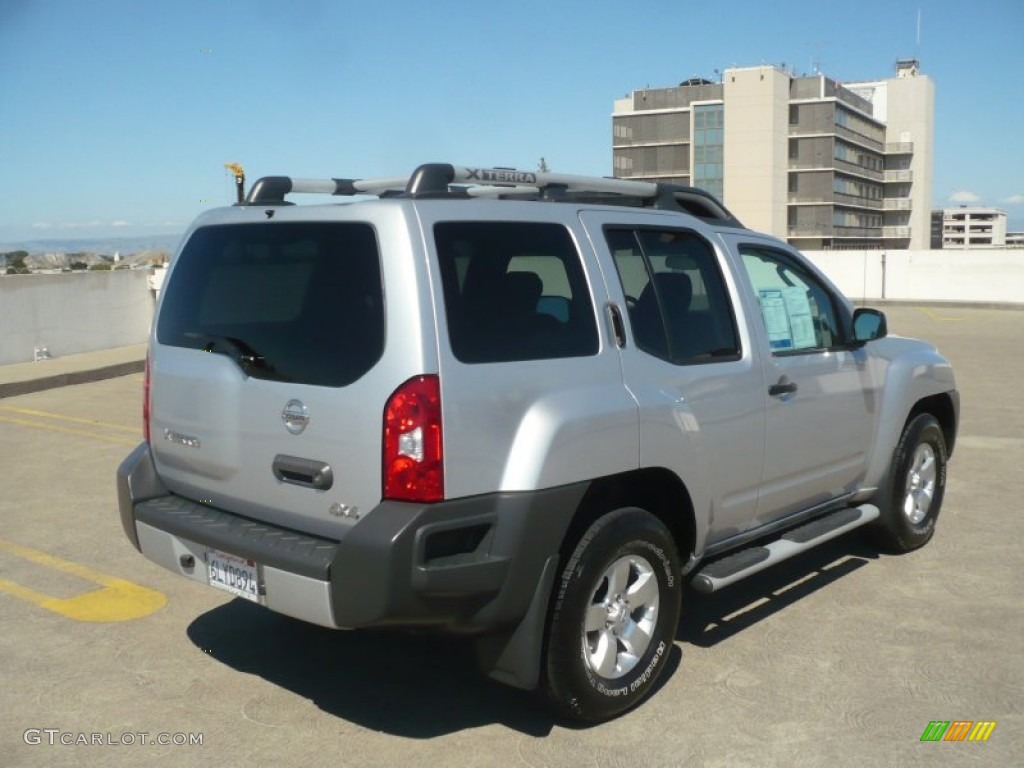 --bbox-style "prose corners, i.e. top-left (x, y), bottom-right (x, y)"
top-left (852, 307), bottom-right (887, 345)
